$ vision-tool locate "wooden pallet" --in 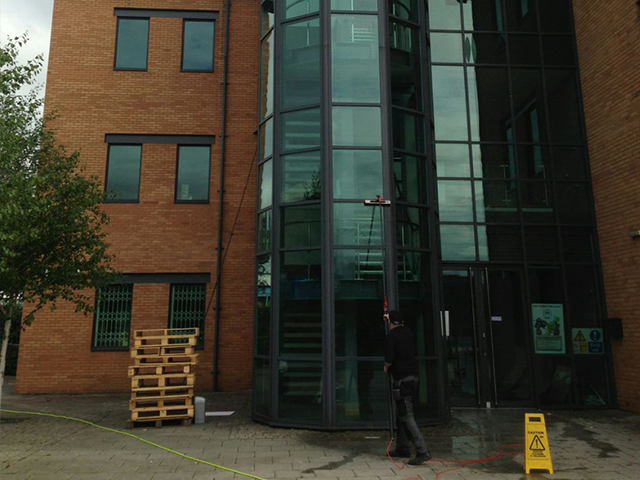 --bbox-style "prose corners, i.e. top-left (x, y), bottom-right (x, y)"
top-left (131, 373), bottom-right (195, 390)
top-left (131, 345), bottom-right (196, 357)
top-left (131, 405), bottom-right (194, 421)
top-left (134, 337), bottom-right (197, 348)
top-left (127, 417), bottom-right (192, 429)
top-left (134, 328), bottom-right (199, 339)
top-left (130, 396), bottom-right (193, 411)
top-left (131, 386), bottom-right (194, 400)
top-left (128, 363), bottom-right (192, 377)
top-left (132, 353), bottom-right (198, 367)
